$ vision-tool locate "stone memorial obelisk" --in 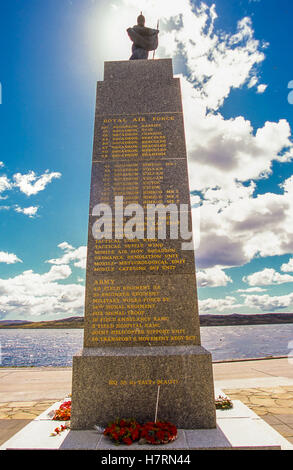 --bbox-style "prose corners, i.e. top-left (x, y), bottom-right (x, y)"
top-left (71, 57), bottom-right (216, 429)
